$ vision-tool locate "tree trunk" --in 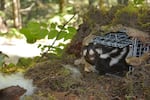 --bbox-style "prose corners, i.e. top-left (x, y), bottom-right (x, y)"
top-left (59, 0), bottom-right (64, 13)
top-left (99, 0), bottom-right (104, 9)
top-left (117, 0), bottom-right (128, 5)
top-left (0, 0), bottom-right (5, 10)
top-left (106, 0), bottom-right (110, 7)
top-left (12, 0), bottom-right (22, 29)
top-left (89, 0), bottom-right (94, 5)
